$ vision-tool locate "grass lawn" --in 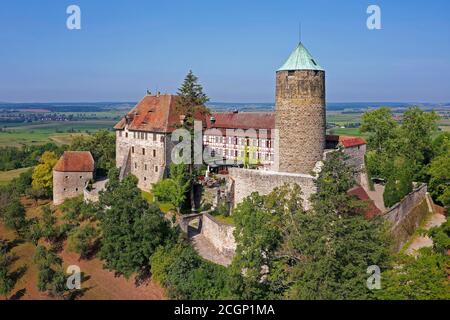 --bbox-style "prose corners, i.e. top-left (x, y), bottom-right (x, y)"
top-left (0, 167), bottom-right (31, 186)
top-left (141, 191), bottom-right (174, 213)
top-left (0, 120), bottom-right (116, 147)
top-left (212, 214), bottom-right (234, 225)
